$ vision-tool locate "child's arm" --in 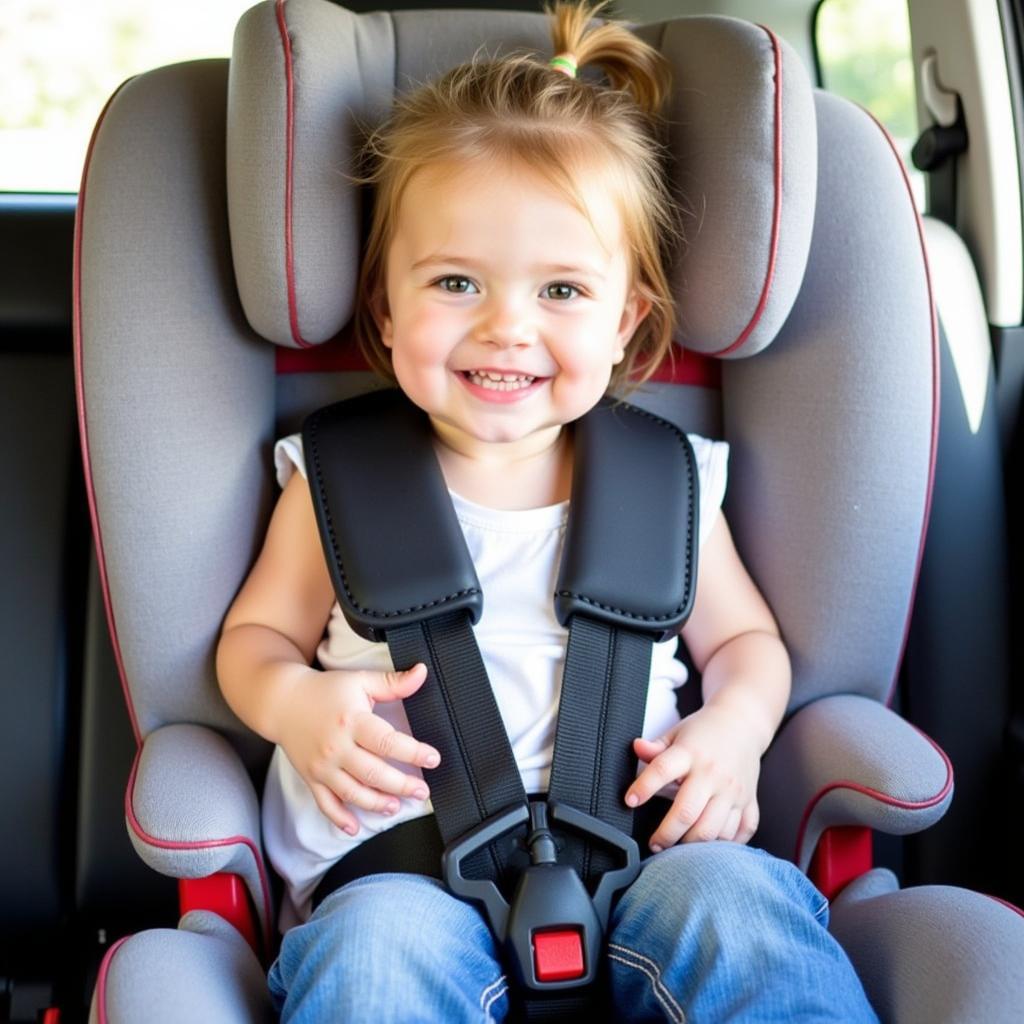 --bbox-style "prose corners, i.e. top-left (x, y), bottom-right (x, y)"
top-left (625, 510), bottom-right (791, 851)
top-left (215, 472), bottom-right (440, 835)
